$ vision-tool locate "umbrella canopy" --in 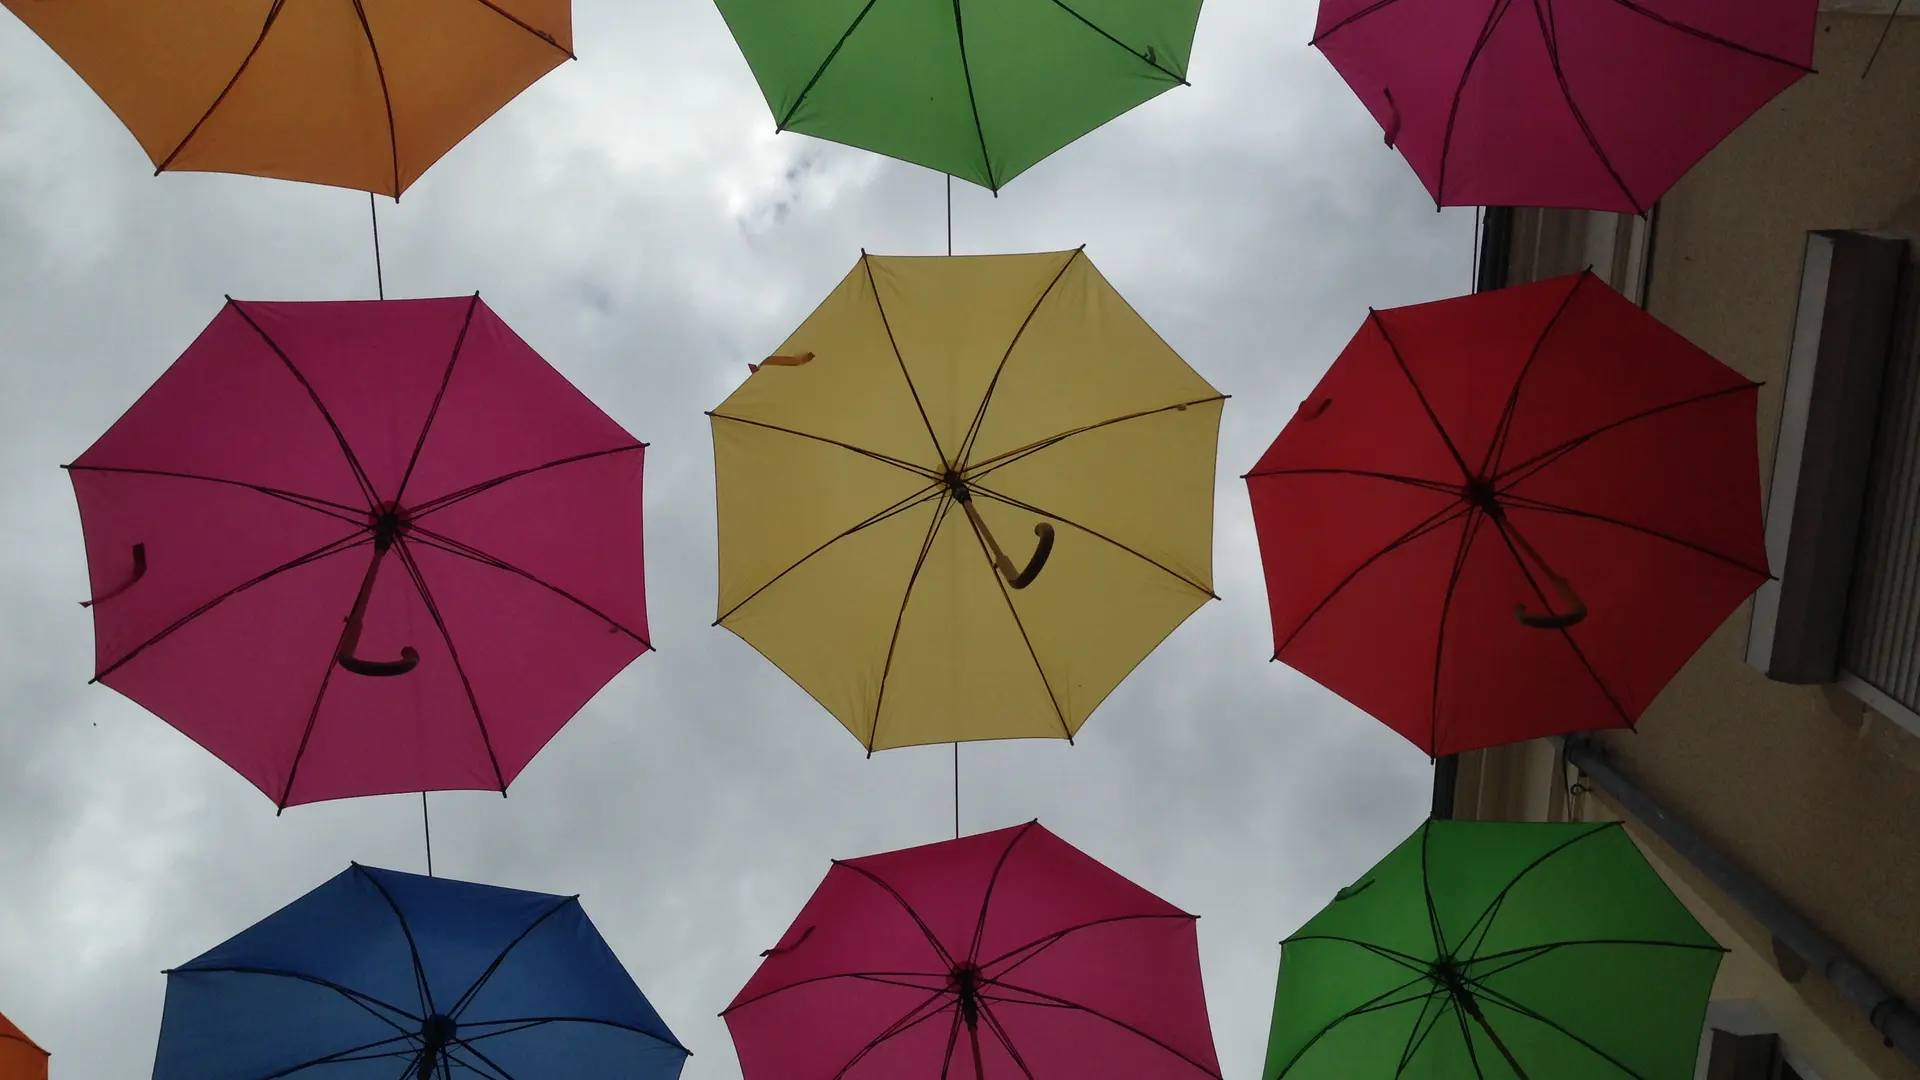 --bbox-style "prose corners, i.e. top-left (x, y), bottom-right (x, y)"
top-left (710, 250), bottom-right (1224, 751)
top-left (1245, 272), bottom-right (1768, 758)
top-left (0, 1012), bottom-right (47, 1080)
top-left (155, 864), bottom-right (689, 1080)
top-left (1264, 819), bottom-right (1723, 1080)
top-left (1, 0), bottom-right (572, 197)
top-left (711, 0), bottom-right (1200, 191)
top-left (724, 821), bottom-right (1221, 1080)
top-left (1311, 0), bottom-right (1816, 211)
top-left (68, 295), bottom-right (649, 808)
